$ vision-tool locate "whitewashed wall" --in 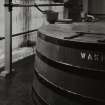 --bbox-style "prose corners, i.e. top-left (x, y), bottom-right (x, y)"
top-left (0, 0), bottom-right (5, 54)
top-left (0, 0), bottom-right (64, 53)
